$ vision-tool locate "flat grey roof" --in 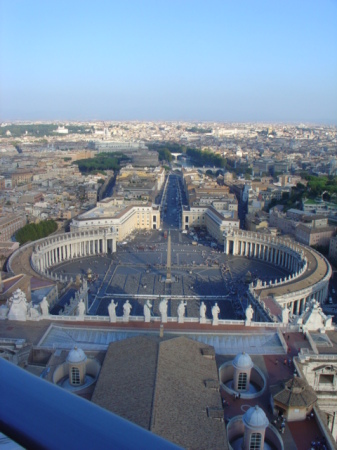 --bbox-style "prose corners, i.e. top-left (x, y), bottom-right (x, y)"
top-left (37, 324), bottom-right (284, 355)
